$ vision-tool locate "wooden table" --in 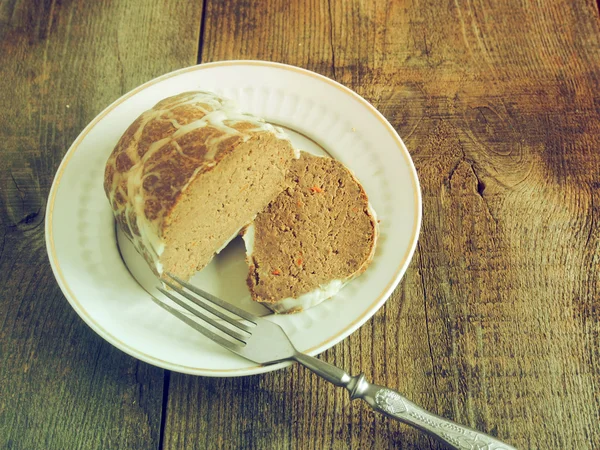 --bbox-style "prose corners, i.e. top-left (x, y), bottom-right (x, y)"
top-left (1, 1), bottom-right (599, 448)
